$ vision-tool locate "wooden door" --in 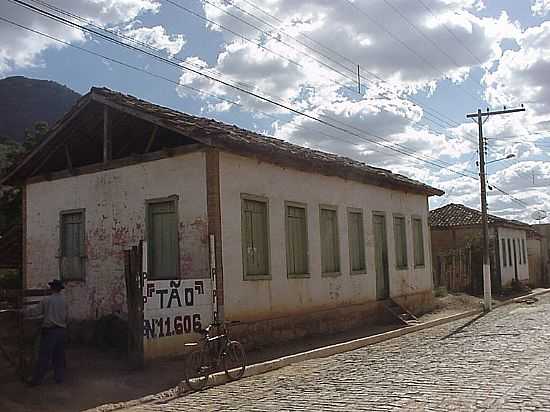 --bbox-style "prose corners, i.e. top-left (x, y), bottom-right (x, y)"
top-left (373, 213), bottom-right (389, 300)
